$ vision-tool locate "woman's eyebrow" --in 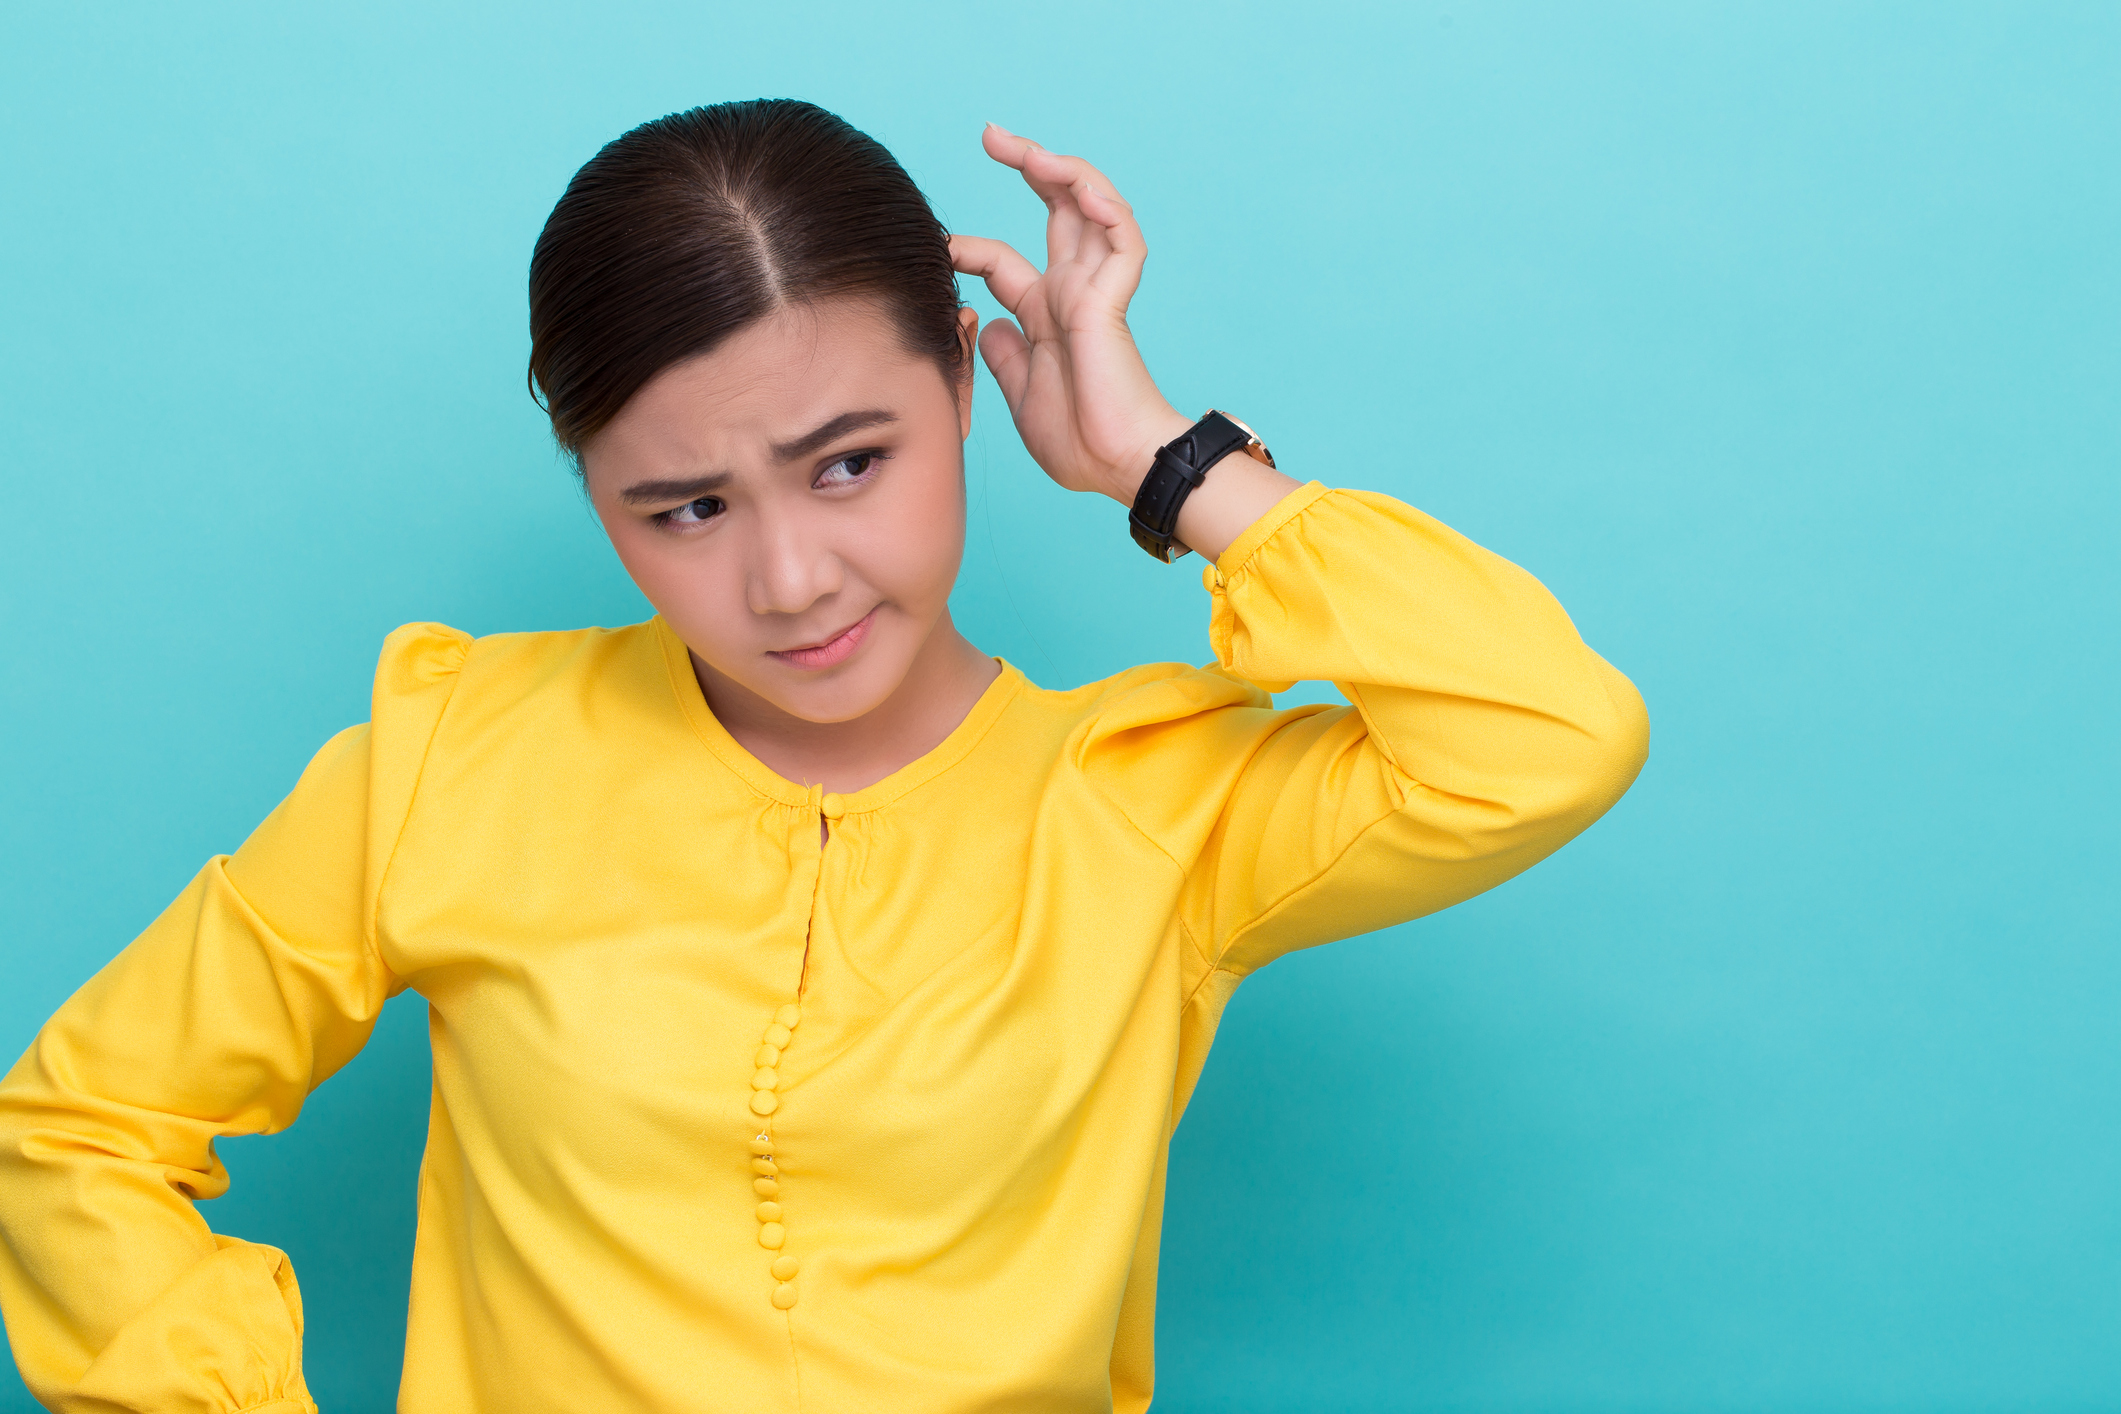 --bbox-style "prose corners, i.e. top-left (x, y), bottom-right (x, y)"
top-left (770, 408), bottom-right (897, 462)
top-left (620, 471), bottom-right (732, 506)
top-left (618, 409), bottom-right (899, 504)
